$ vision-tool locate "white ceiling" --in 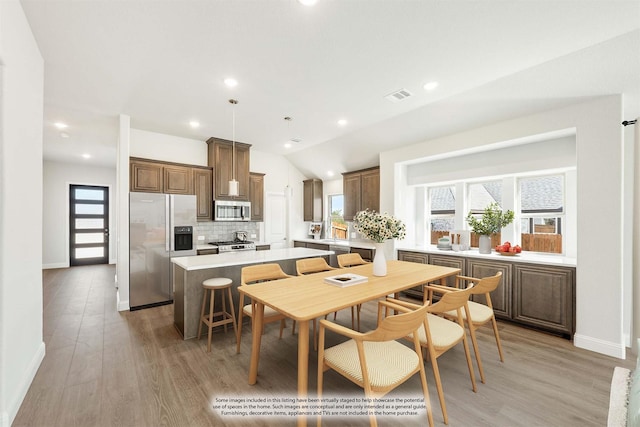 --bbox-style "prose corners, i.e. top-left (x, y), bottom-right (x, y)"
top-left (21, 0), bottom-right (640, 178)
